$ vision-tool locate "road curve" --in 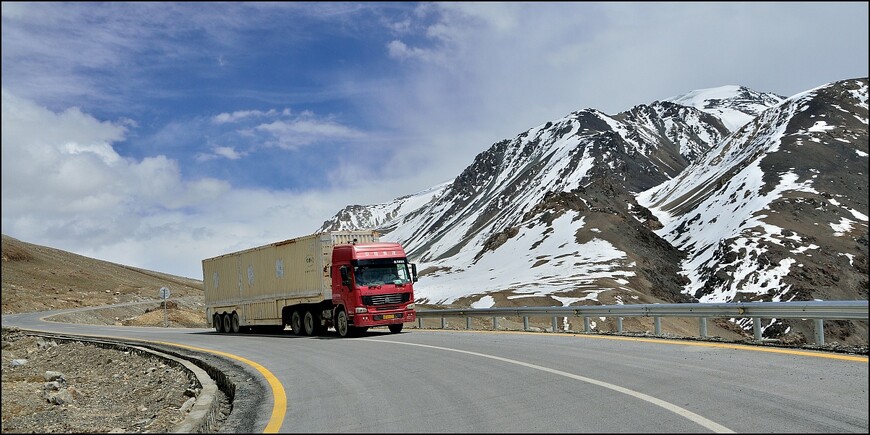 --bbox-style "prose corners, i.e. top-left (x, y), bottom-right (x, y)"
top-left (4, 309), bottom-right (867, 433)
